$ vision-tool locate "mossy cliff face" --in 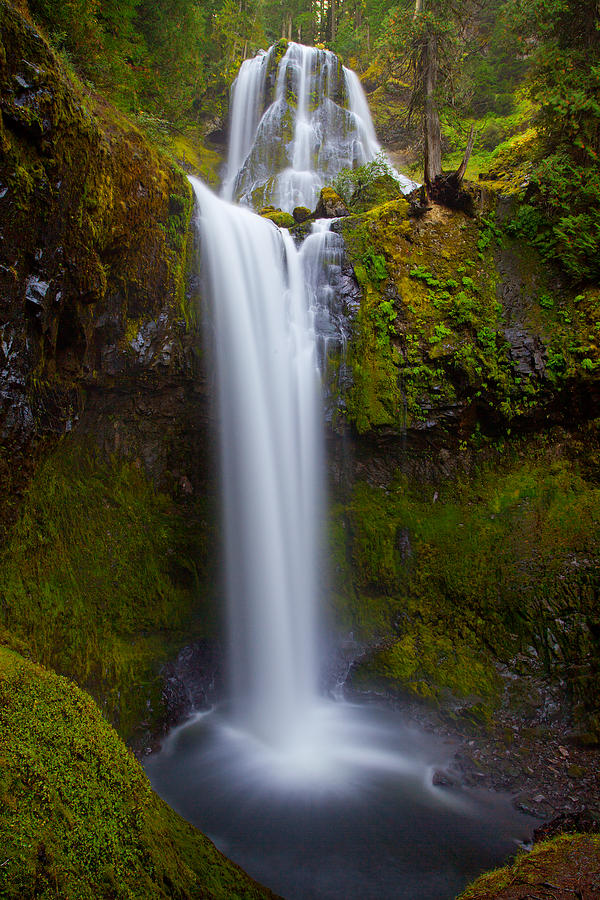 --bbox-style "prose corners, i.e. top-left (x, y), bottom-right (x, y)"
top-left (0, 2), bottom-right (215, 738)
top-left (337, 194), bottom-right (600, 450)
top-left (0, 644), bottom-right (277, 899)
top-left (331, 448), bottom-right (600, 735)
top-left (328, 188), bottom-right (600, 741)
top-left (0, 0), bottom-right (201, 491)
top-left (0, 443), bottom-right (218, 742)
